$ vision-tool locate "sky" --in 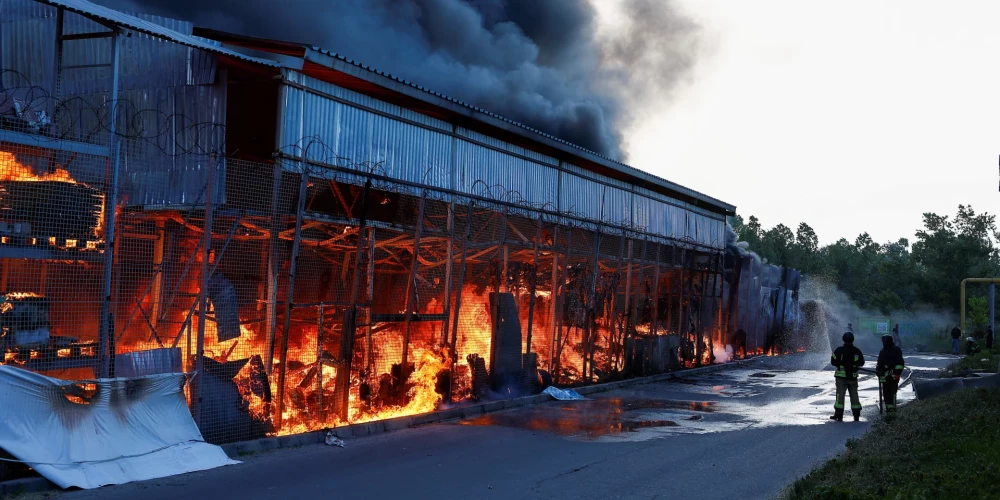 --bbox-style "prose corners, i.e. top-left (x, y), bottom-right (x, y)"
top-left (594, 0), bottom-right (999, 246)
